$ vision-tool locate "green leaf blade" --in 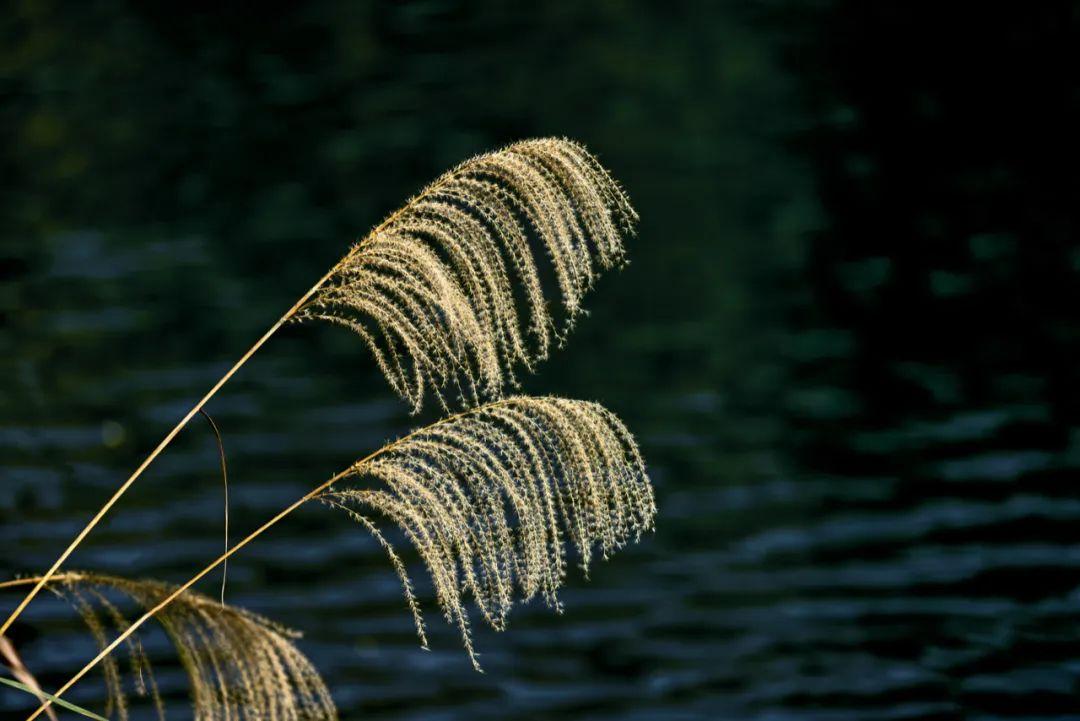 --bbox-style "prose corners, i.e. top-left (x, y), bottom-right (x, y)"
top-left (0, 676), bottom-right (107, 721)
